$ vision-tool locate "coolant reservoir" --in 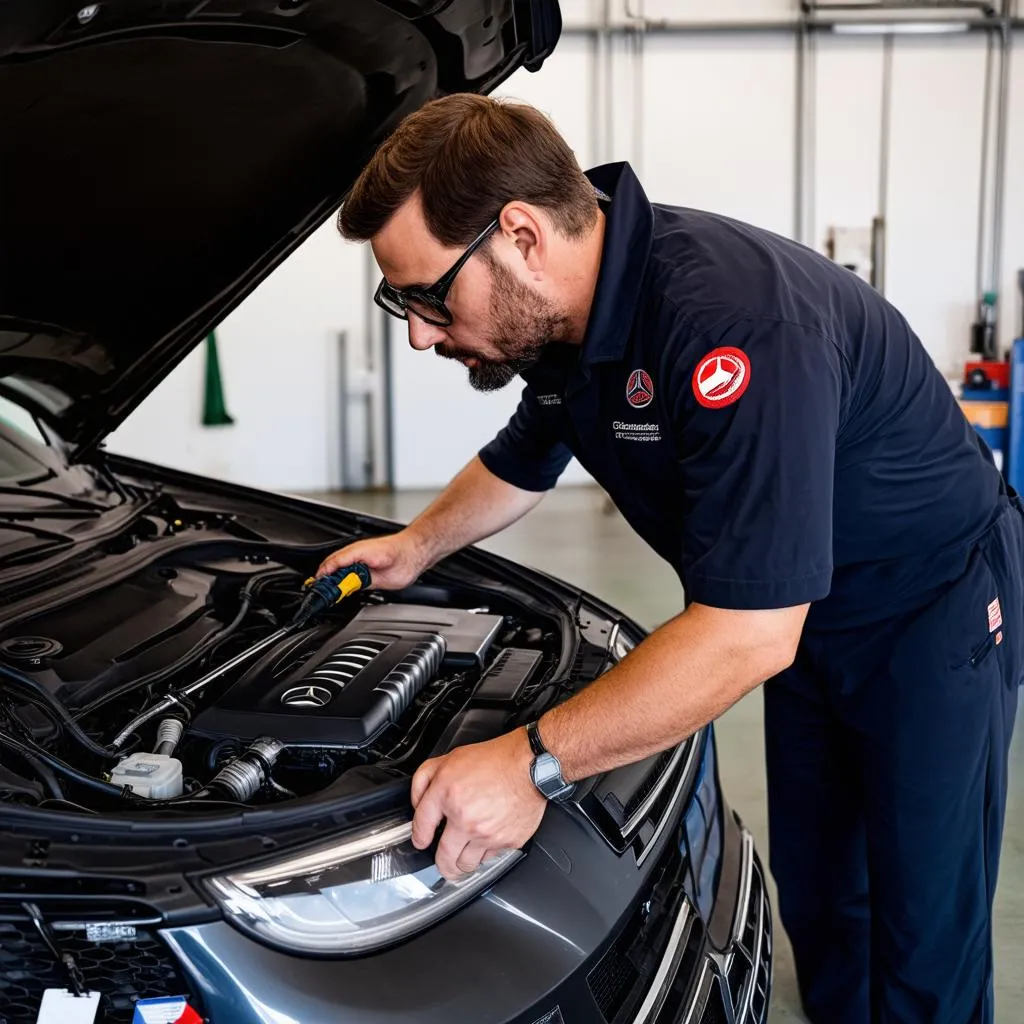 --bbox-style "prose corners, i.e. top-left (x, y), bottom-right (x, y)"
top-left (109, 753), bottom-right (183, 799)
